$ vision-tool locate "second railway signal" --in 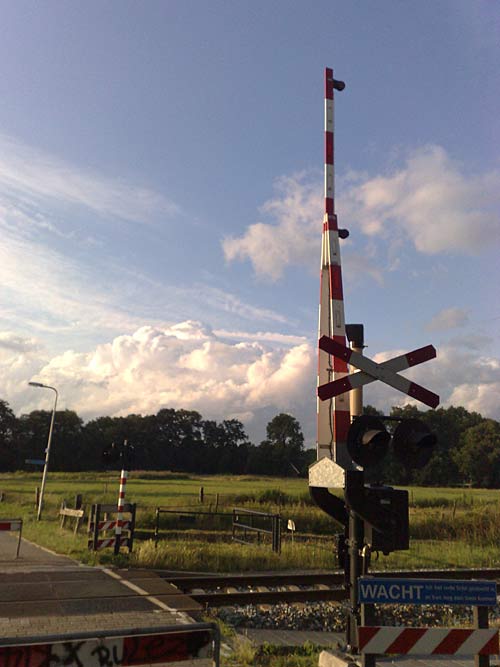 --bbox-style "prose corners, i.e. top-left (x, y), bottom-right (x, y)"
top-left (347, 414), bottom-right (437, 471)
